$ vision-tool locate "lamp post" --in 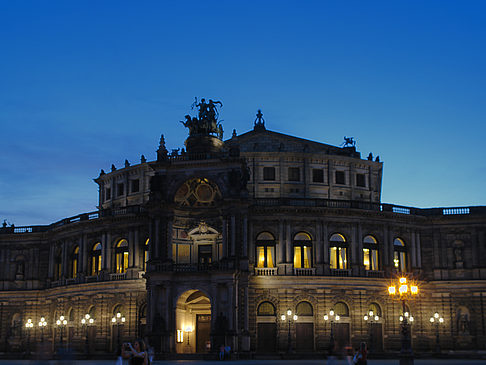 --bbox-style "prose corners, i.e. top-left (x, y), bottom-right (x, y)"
top-left (56, 315), bottom-right (68, 349)
top-left (324, 309), bottom-right (340, 356)
top-left (24, 318), bottom-right (34, 356)
top-left (281, 309), bottom-right (298, 353)
top-left (38, 317), bottom-right (47, 342)
top-left (185, 325), bottom-right (193, 346)
top-left (388, 277), bottom-right (419, 365)
top-left (111, 312), bottom-right (126, 353)
top-left (81, 313), bottom-right (94, 356)
top-left (429, 312), bottom-right (444, 353)
top-left (363, 310), bottom-right (380, 353)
